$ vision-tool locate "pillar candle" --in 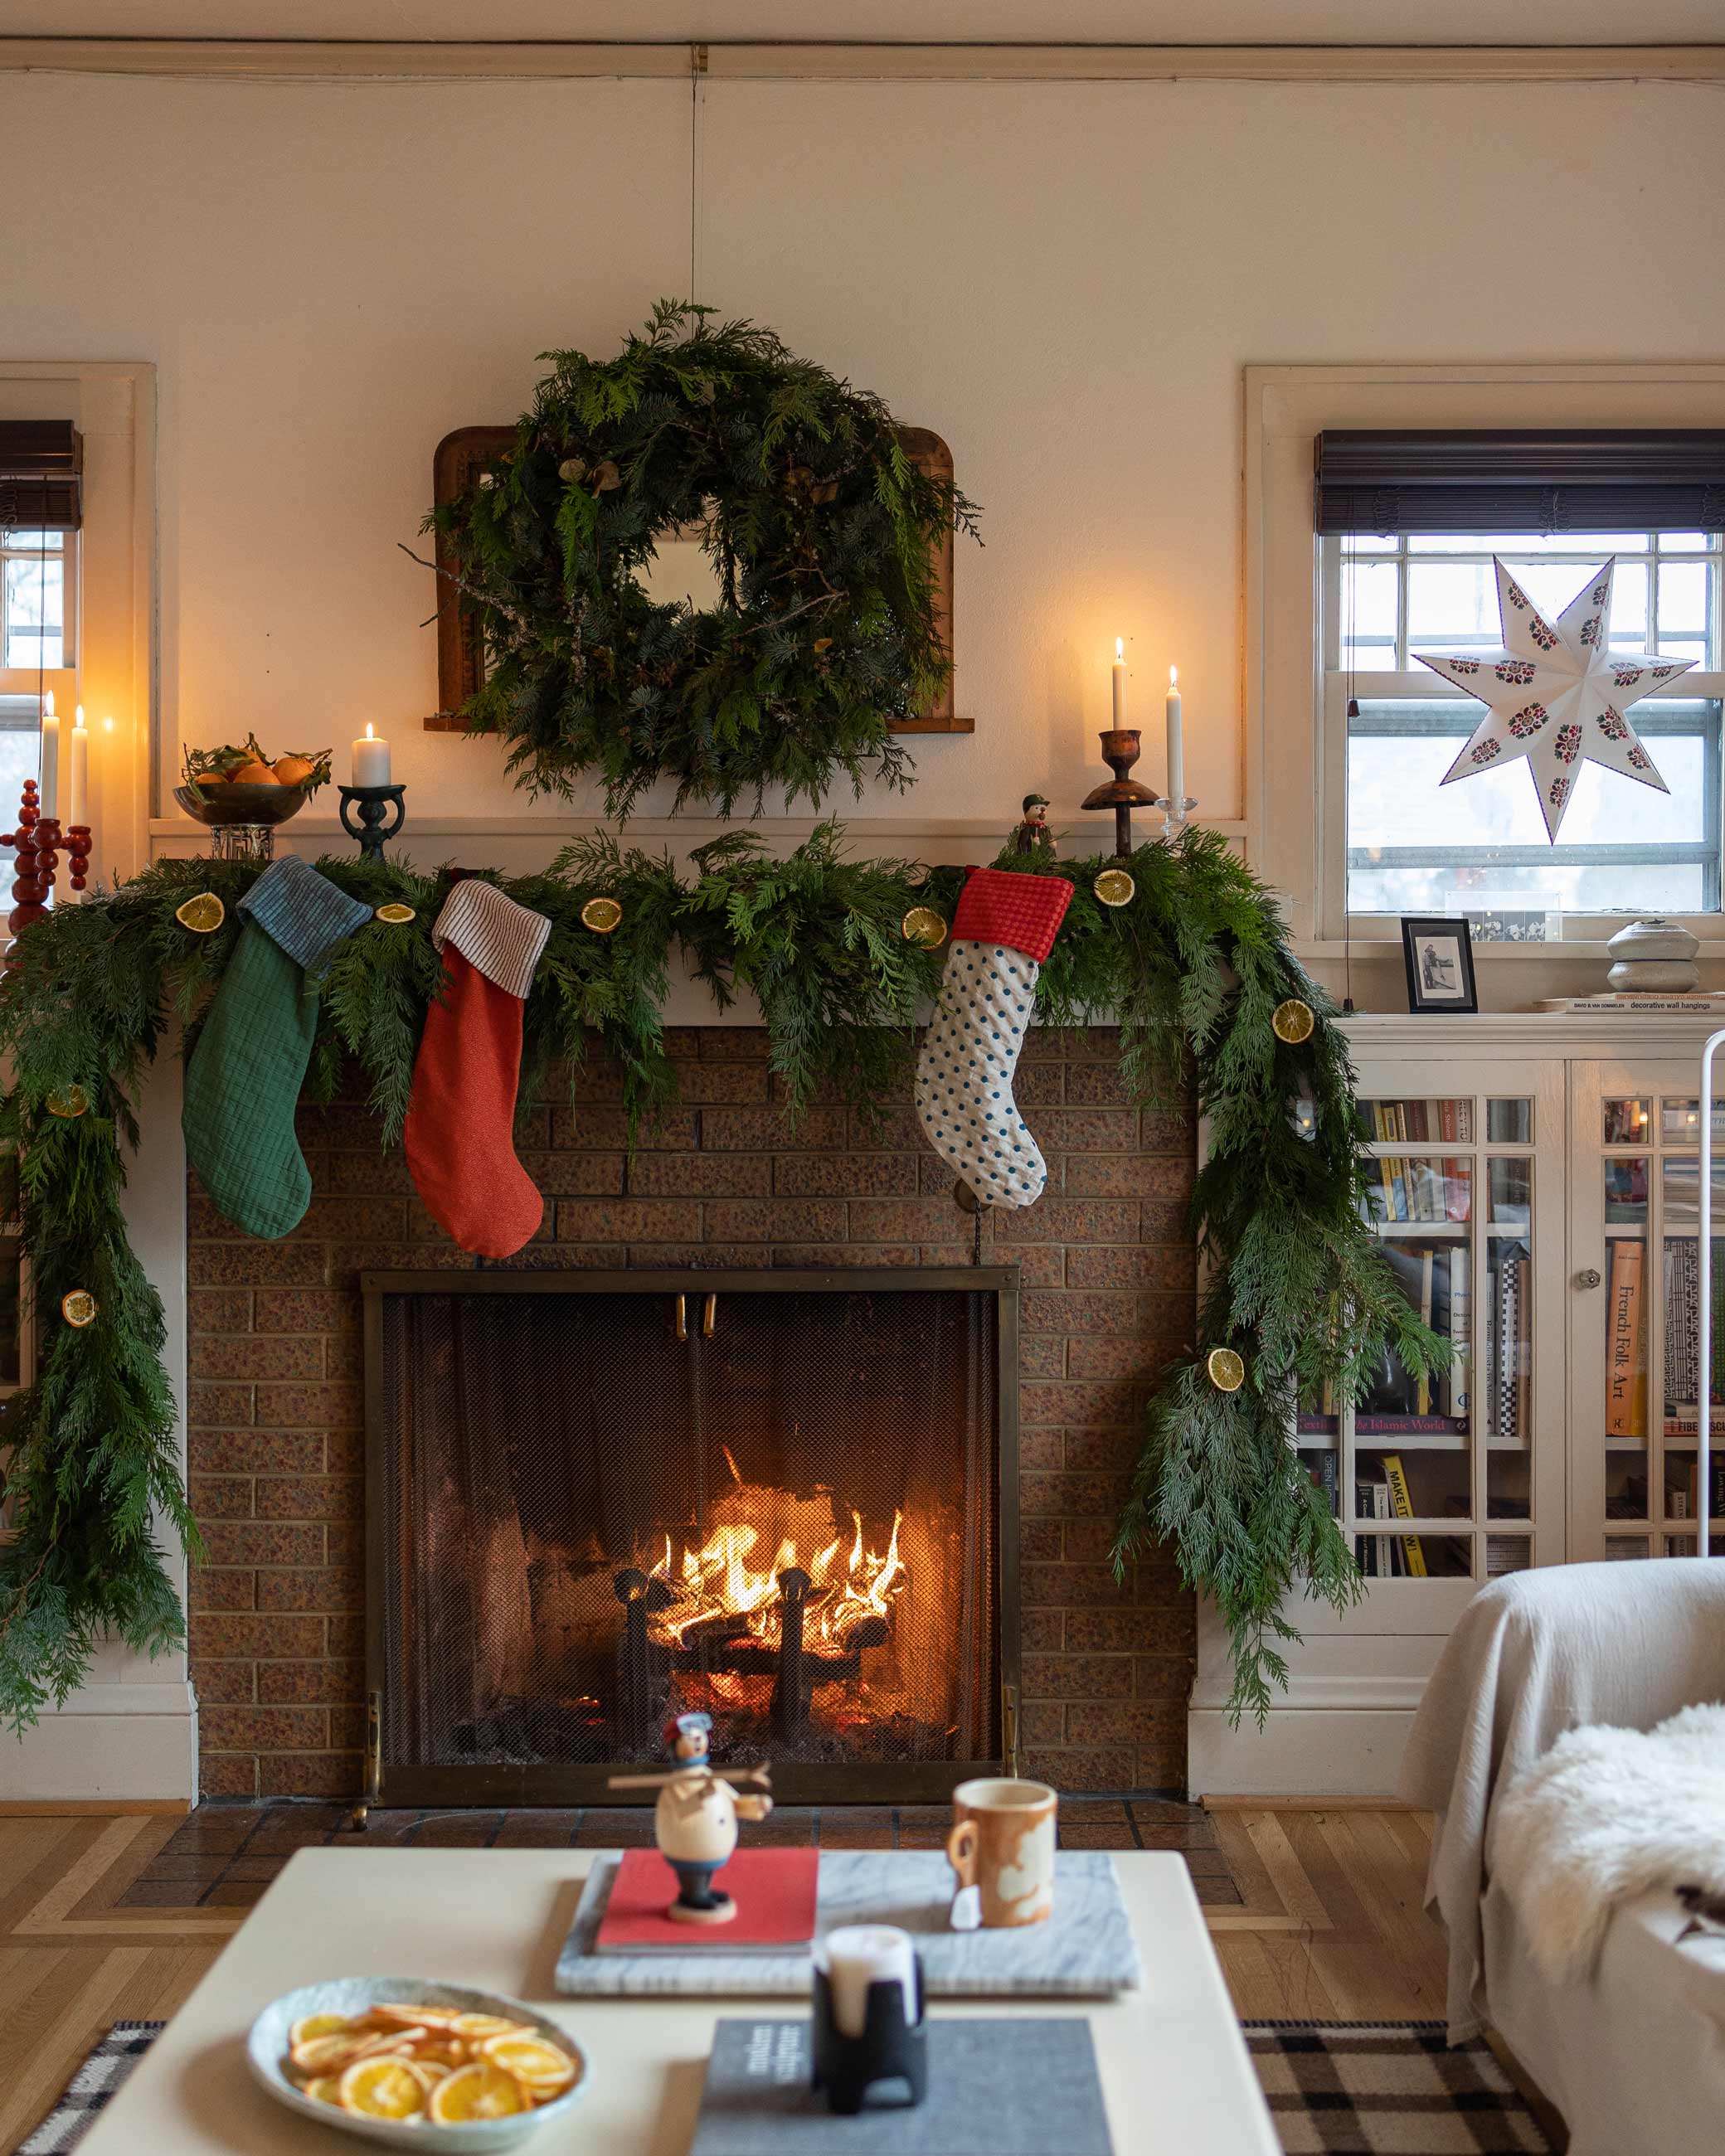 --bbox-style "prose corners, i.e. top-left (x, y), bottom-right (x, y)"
top-left (1165, 666), bottom-right (1183, 807)
top-left (69, 706), bottom-right (89, 828)
top-left (352, 721), bottom-right (391, 788)
top-left (1111, 637), bottom-right (1126, 727)
top-left (823, 1924), bottom-right (916, 2039)
top-left (39, 692), bottom-right (59, 819)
